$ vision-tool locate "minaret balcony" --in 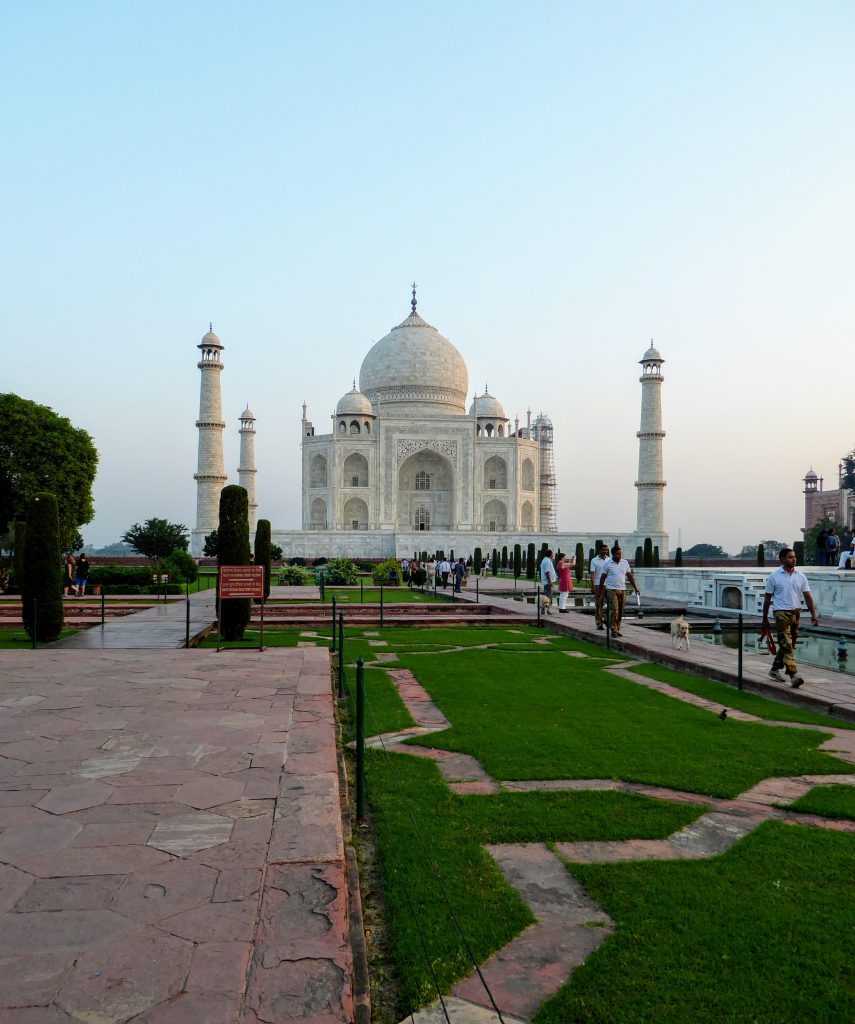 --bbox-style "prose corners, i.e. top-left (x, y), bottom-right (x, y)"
top-left (196, 420), bottom-right (226, 429)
